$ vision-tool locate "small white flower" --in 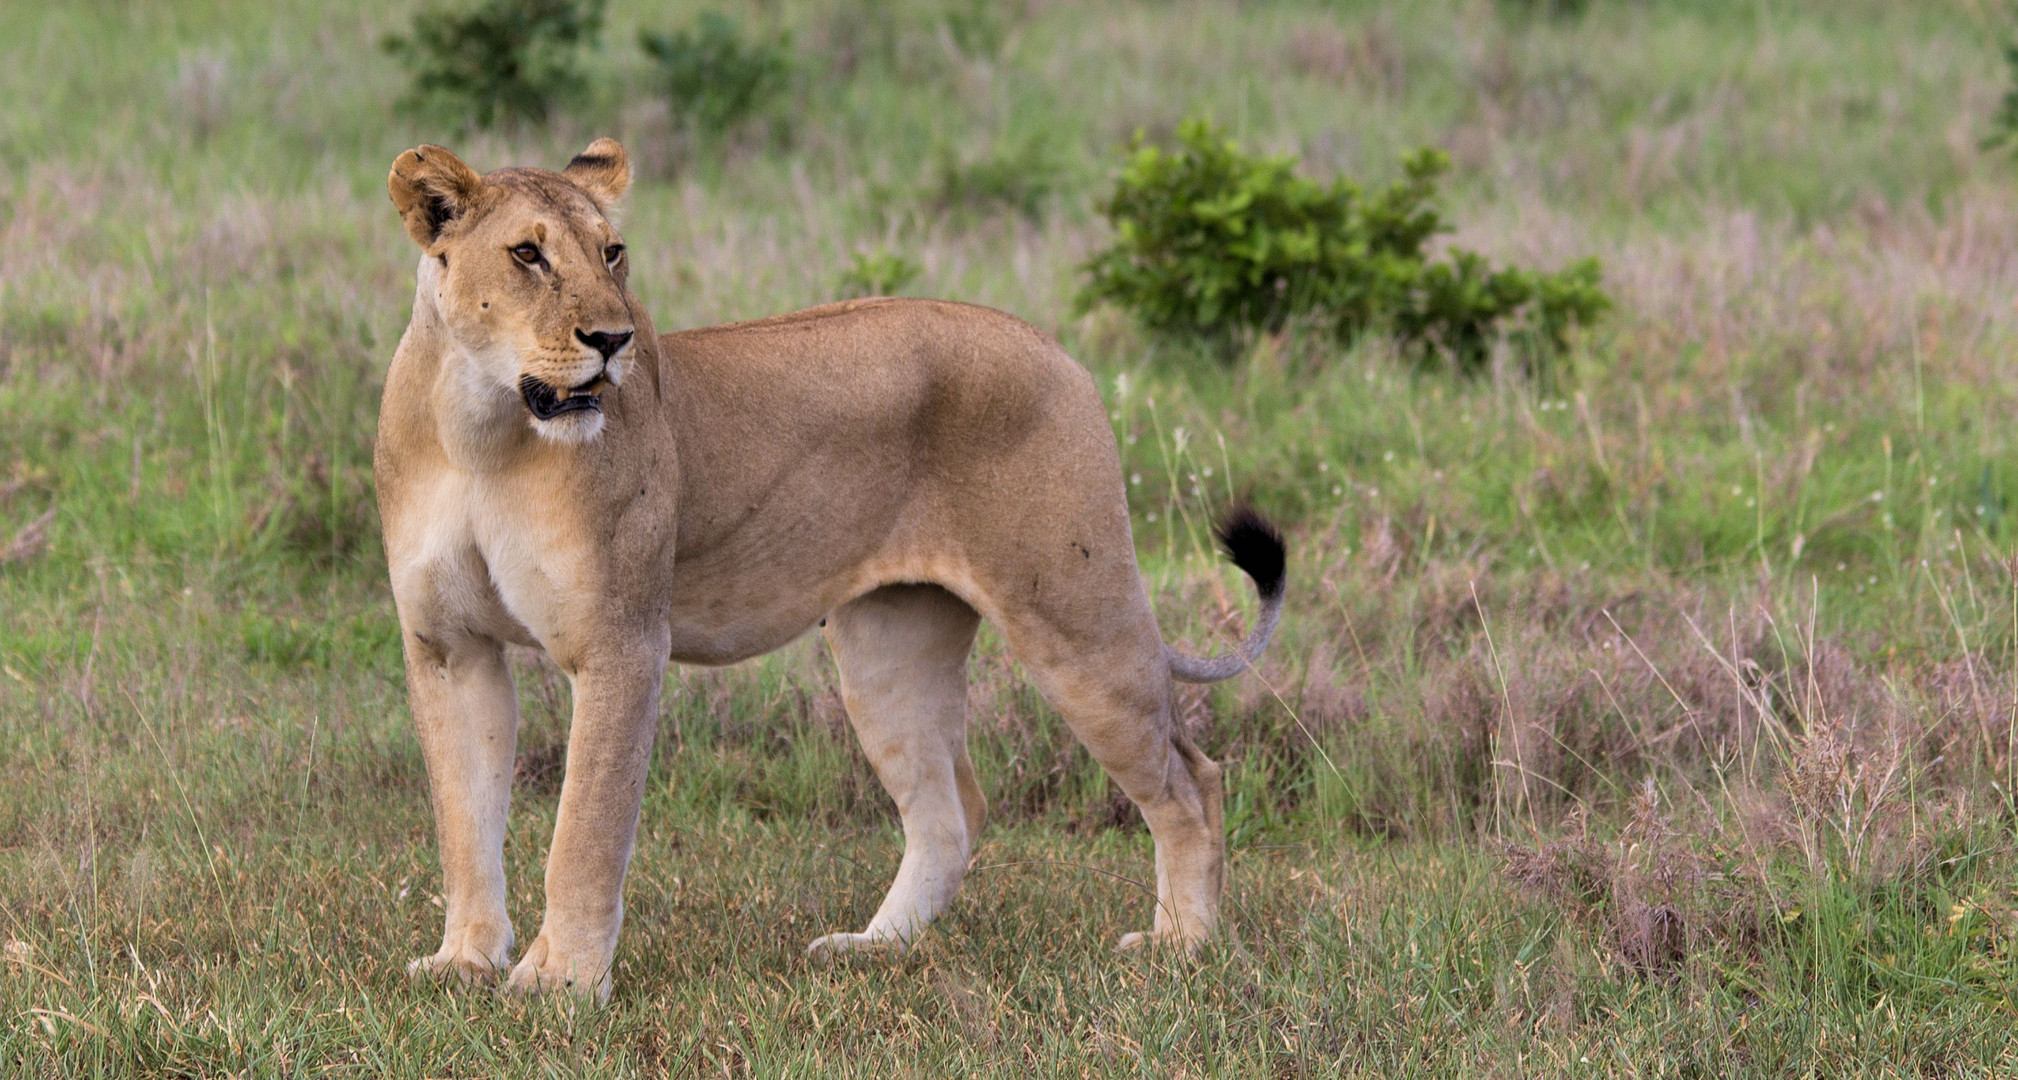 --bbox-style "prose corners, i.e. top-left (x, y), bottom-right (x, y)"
top-left (1130, 473), bottom-right (1141, 486)
top-left (1331, 485), bottom-right (1343, 496)
top-left (1383, 450), bottom-right (1395, 462)
top-left (1318, 461), bottom-right (1329, 472)
top-left (1870, 491), bottom-right (1884, 502)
